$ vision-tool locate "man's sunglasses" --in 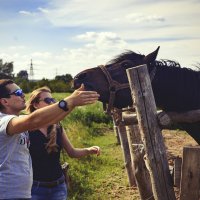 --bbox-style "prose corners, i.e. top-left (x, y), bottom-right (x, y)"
top-left (8, 89), bottom-right (24, 97)
top-left (39, 97), bottom-right (56, 104)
